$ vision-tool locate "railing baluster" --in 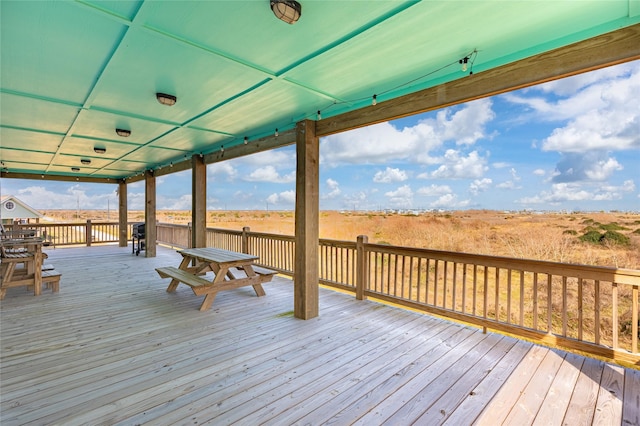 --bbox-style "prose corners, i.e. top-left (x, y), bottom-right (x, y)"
top-left (533, 272), bottom-right (539, 330)
top-left (578, 278), bottom-right (583, 342)
top-left (519, 271), bottom-right (524, 327)
top-left (562, 276), bottom-right (568, 337)
top-left (506, 269), bottom-right (512, 324)
top-left (612, 282), bottom-right (618, 350)
top-left (472, 265), bottom-right (478, 316)
top-left (483, 266), bottom-right (488, 319)
top-left (632, 285), bottom-right (638, 354)
top-left (443, 260), bottom-right (448, 309)
top-left (594, 280), bottom-right (600, 345)
top-left (461, 263), bottom-right (467, 314)
top-left (495, 267), bottom-right (500, 321)
top-left (547, 274), bottom-right (552, 333)
top-left (452, 262), bottom-right (458, 312)
top-left (434, 260), bottom-right (439, 306)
